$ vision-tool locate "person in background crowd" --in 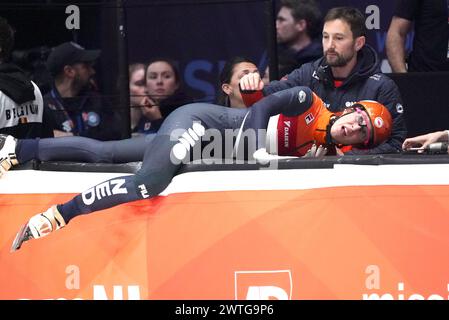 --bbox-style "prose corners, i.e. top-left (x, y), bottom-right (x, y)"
top-left (133, 58), bottom-right (192, 135)
top-left (386, 0), bottom-right (449, 72)
top-left (128, 63), bottom-right (146, 133)
top-left (215, 56), bottom-right (260, 108)
top-left (43, 41), bottom-right (121, 140)
top-left (0, 16), bottom-right (44, 140)
top-left (274, 0), bottom-right (323, 78)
